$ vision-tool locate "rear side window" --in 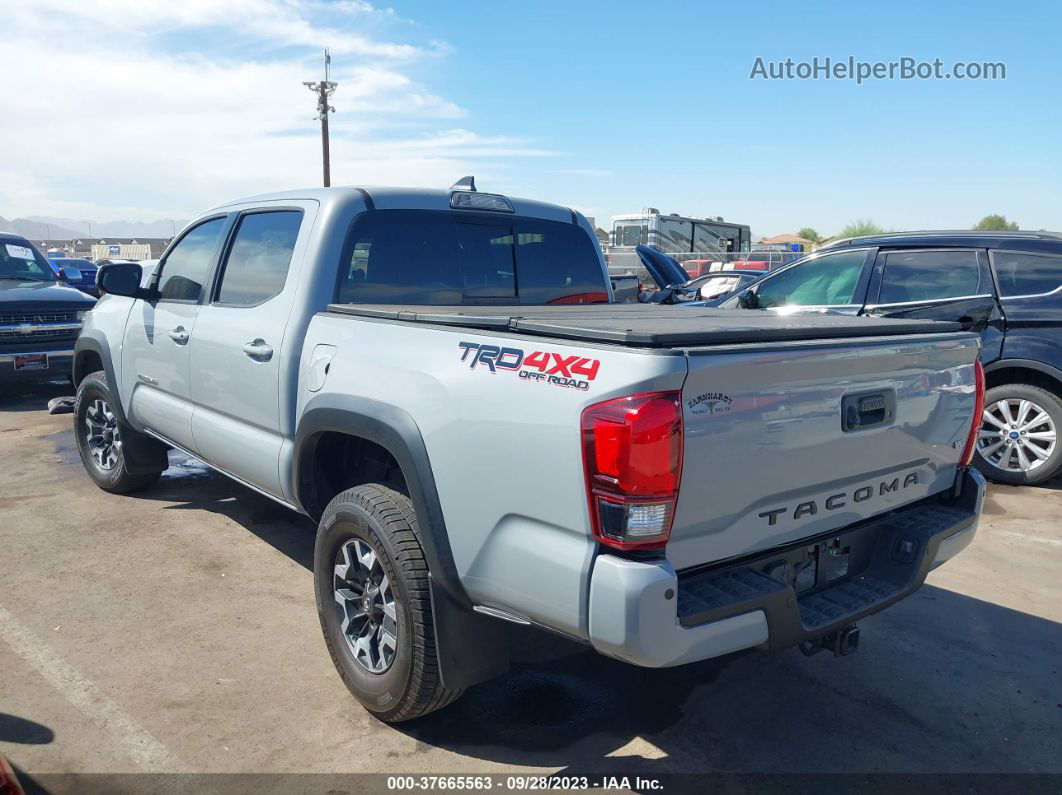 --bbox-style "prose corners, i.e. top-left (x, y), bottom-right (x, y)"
top-left (158, 217), bottom-right (226, 302)
top-left (215, 210), bottom-right (302, 305)
top-left (336, 210), bottom-right (607, 305)
top-left (992, 251), bottom-right (1062, 297)
top-left (877, 250), bottom-right (981, 304)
